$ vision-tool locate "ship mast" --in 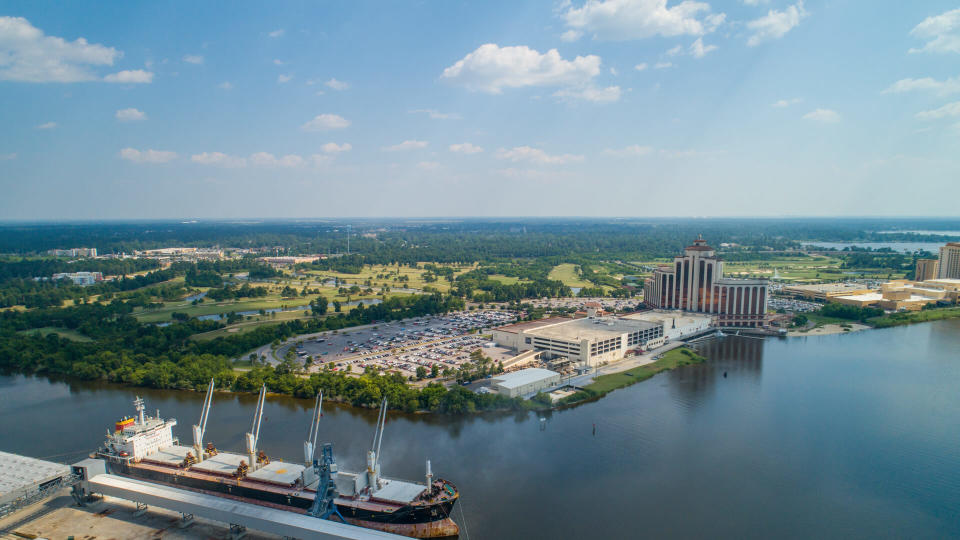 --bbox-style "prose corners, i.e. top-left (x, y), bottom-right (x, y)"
top-left (134, 396), bottom-right (145, 426)
top-left (192, 377), bottom-right (215, 462)
top-left (245, 384), bottom-right (266, 471)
